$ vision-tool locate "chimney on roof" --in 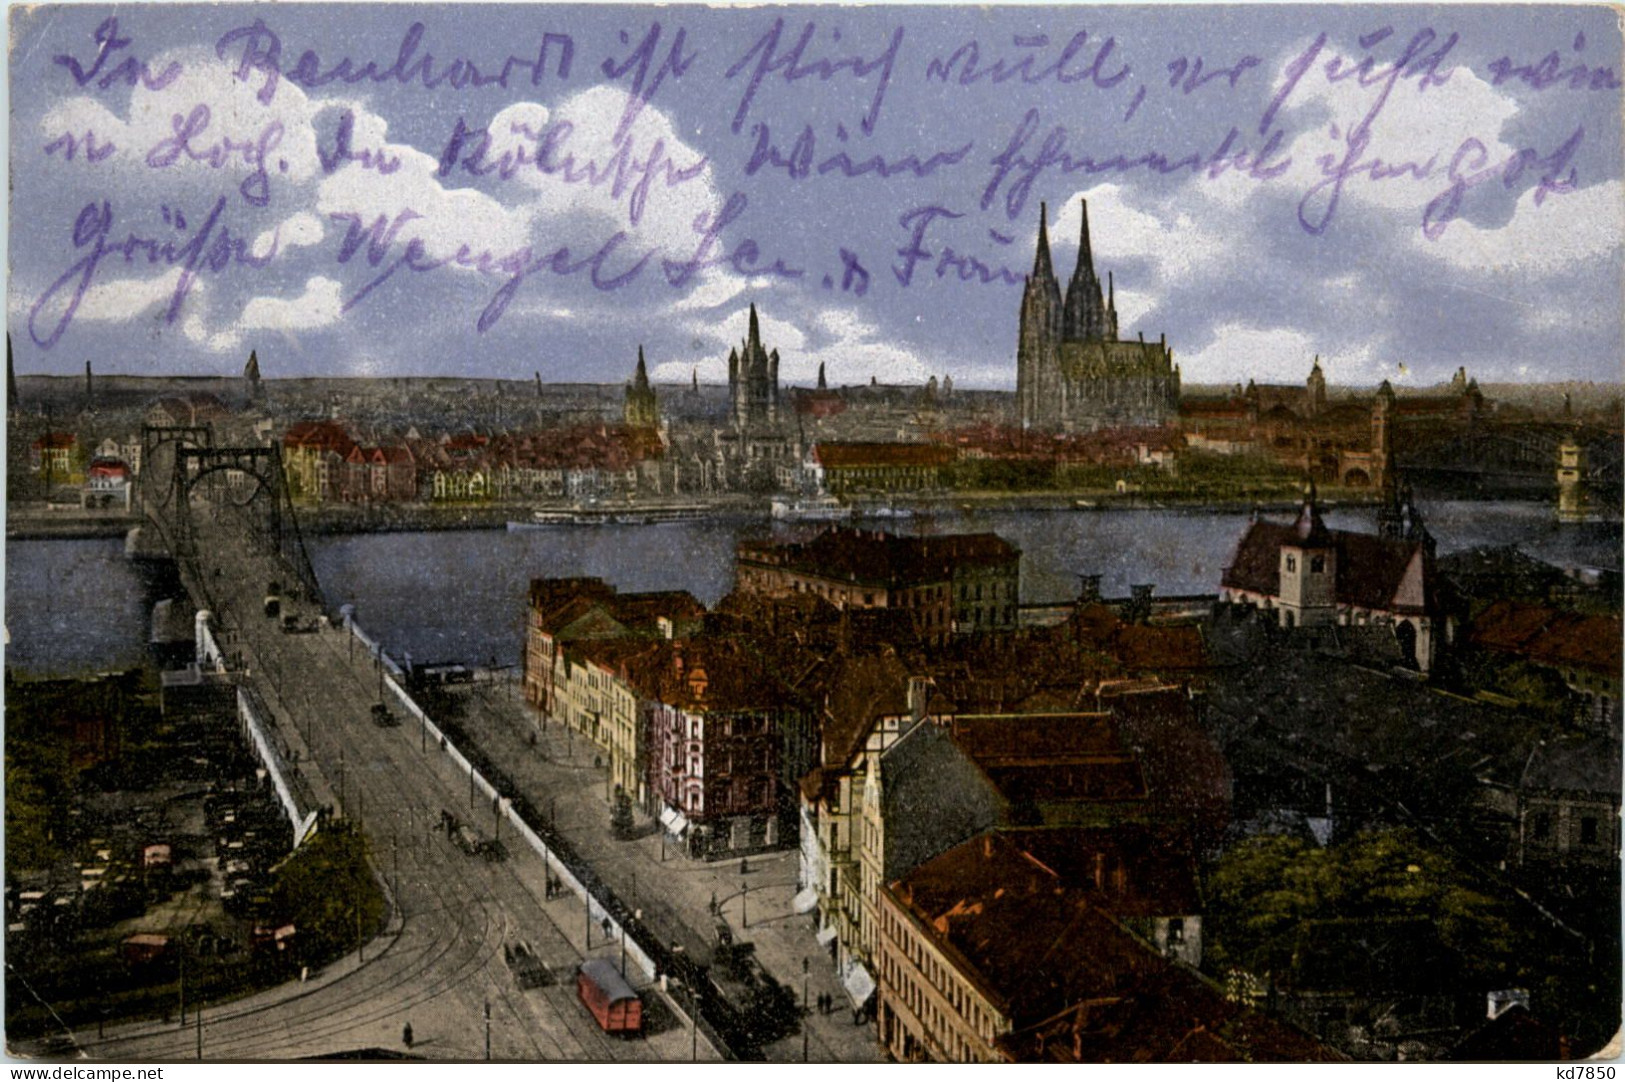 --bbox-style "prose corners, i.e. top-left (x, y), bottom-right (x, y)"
top-left (1078, 574), bottom-right (1102, 603)
top-left (907, 676), bottom-right (931, 723)
top-left (1126, 584), bottom-right (1154, 623)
